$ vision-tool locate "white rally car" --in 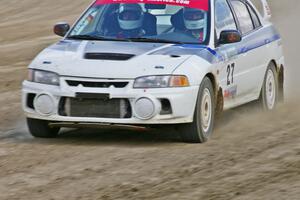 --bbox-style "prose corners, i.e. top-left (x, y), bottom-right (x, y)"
top-left (22, 0), bottom-right (285, 143)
